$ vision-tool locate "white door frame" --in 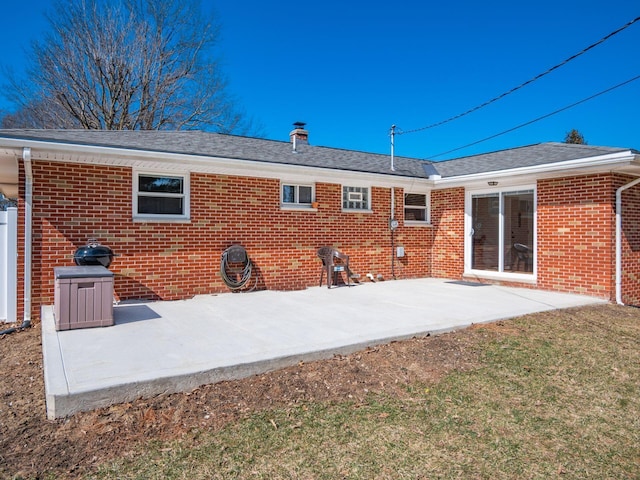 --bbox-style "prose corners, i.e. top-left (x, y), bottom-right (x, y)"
top-left (464, 186), bottom-right (537, 284)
